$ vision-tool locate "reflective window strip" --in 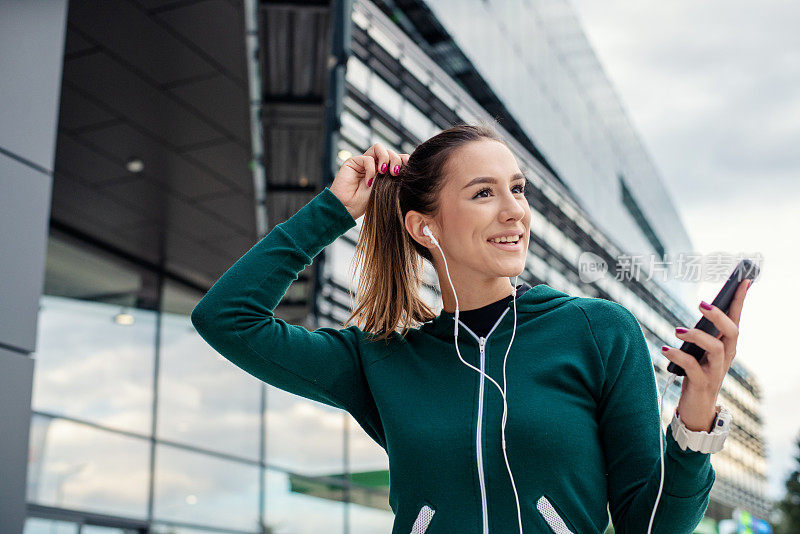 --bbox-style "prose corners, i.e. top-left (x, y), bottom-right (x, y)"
top-left (410, 504), bottom-right (436, 534)
top-left (536, 496), bottom-right (575, 534)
